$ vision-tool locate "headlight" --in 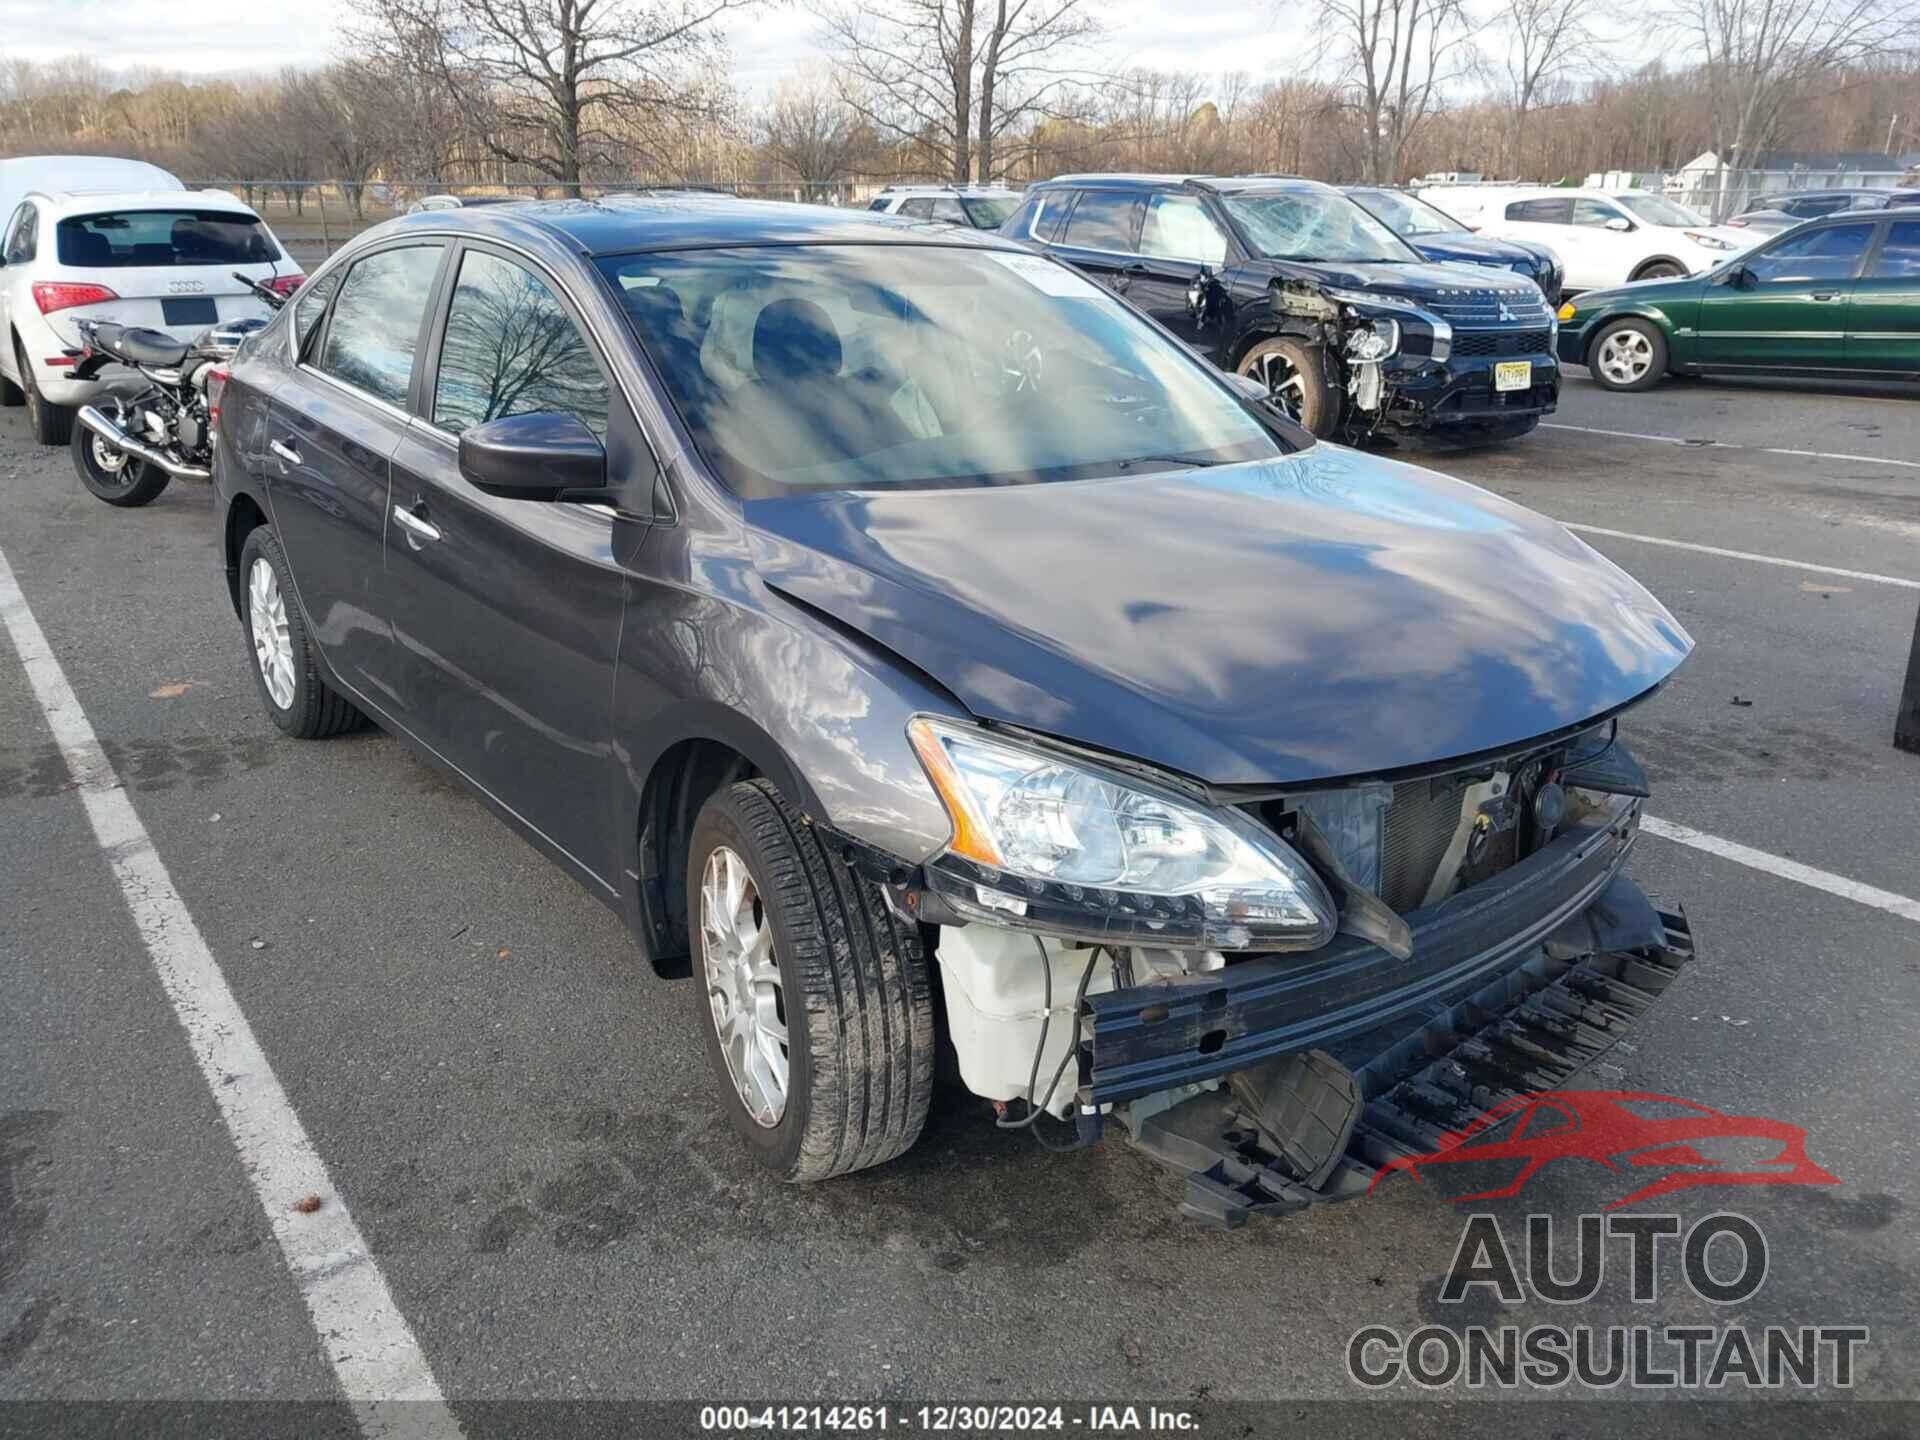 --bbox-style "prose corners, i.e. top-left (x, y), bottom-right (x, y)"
top-left (1685, 231), bottom-right (1733, 251)
top-left (907, 717), bottom-right (1336, 950)
top-left (1344, 317), bottom-right (1399, 362)
top-left (1556, 300), bottom-right (1577, 322)
top-left (1324, 288), bottom-right (1441, 362)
